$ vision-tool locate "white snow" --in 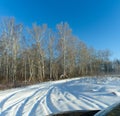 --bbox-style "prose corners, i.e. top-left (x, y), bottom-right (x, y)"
top-left (0, 76), bottom-right (120, 116)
